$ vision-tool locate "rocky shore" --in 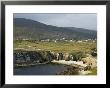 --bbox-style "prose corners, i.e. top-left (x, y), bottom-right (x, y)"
top-left (14, 49), bottom-right (97, 75)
